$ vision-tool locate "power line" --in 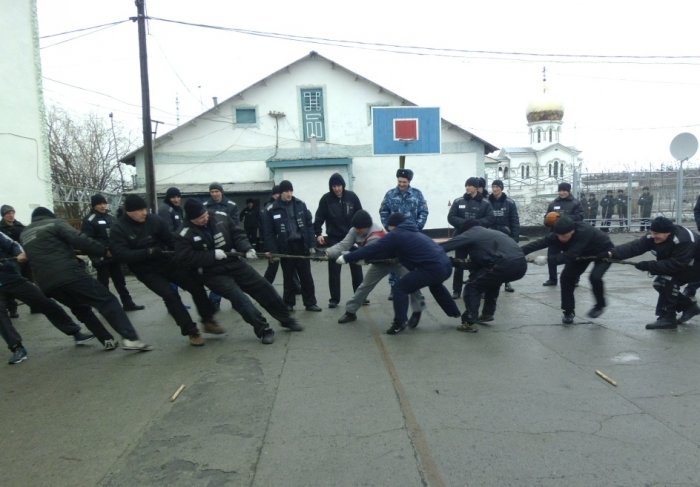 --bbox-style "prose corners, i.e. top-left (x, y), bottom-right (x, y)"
top-left (40, 22), bottom-right (128, 50)
top-left (40, 20), bottom-right (129, 39)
